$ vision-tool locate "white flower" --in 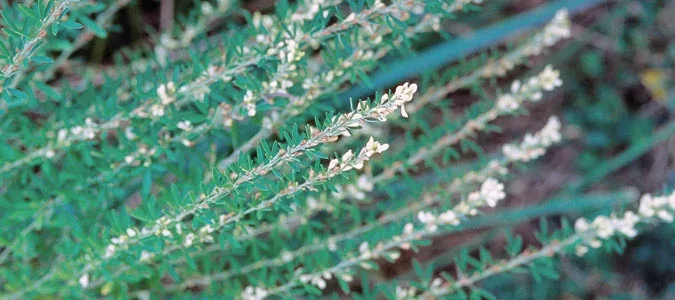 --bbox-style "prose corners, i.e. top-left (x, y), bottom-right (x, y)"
top-left (157, 82), bottom-right (176, 105)
top-left (125, 127), bottom-right (137, 140)
top-left (82, 127), bottom-right (96, 140)
top-left (58, 129), bottom-right (68, 142)
top-left (327, 158), bottom-right (339, 172)
top-left (340, 273), bottom-right (353, 282)
top-left (45, 149), bottom-right (55, 158)
top-left (126, 228), bottom-right (137, 237)
top-left (140, 250), bottom-right (153, 262)
top-left (543, 9), bottom-right (571, 46)
top-left (417, 211), bottom-right (435, 224)
top-left (78, 274), bottom-right (89, 288)
top-left (71, 126), bottom-right (83, 136)
top-left (592, 216), bottom-right (614, 239)
top-left (503, 116), bottom-right (562, 162)
top-left (438, 210), bottom-right (460, 226)
top-left (177, 120), bottom-right (192, 131)
top-left (364, 136), bottom-right (389, 155)
top-left (538, 65), bottom-right (563, 91)
top-left (658, 210), bottom-right (674, 222)
top-left (540, 116), bottom-right (562, 145)
top-left (393, 82), bottom-right (418, 118)
top-left (574, 218), bottom-right (589, 232)
top-left (403, 223), bottom-right (414, 235)
top-left (341, 150), bottom-right (354, 167)
top-left (201, 2), bottom-right (214, 14)
top-left (184, 233), bottom-right (195, 247)
top-left (617, 211), bottom-right (639, 238)
top-left (104, 245), bottom-right (116, 258)
top-left (241, 286), bottom-right (268, 300)
top-left (496, 93), bottom-right (519, 112)
top-left (359, 242), bottom-right (371, 257)
top-left (327, 238), bottom-right (338, 252)
top-left (417, 211), bottom-right (437, 231)
top-left (199, 224), bottom-right (215, 234)
top-left (150, 104), bottom-right (165, 117)
top-left (282, 251), bottom-right (293, 262)
top-left (669, 194), bottom-right (675, 210)
top-left (639, 194), bottom-right (656, 217)
top-left (480, 178), bottom-right (505, 207)
top-left (243, 90), bottom-right (257, 117)
top-left (311, 276), bottom-right (327, 290)
top-left (575, 245), bottom-right (589, 256)
top-left (357, 175), bottom-right (374, 191)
